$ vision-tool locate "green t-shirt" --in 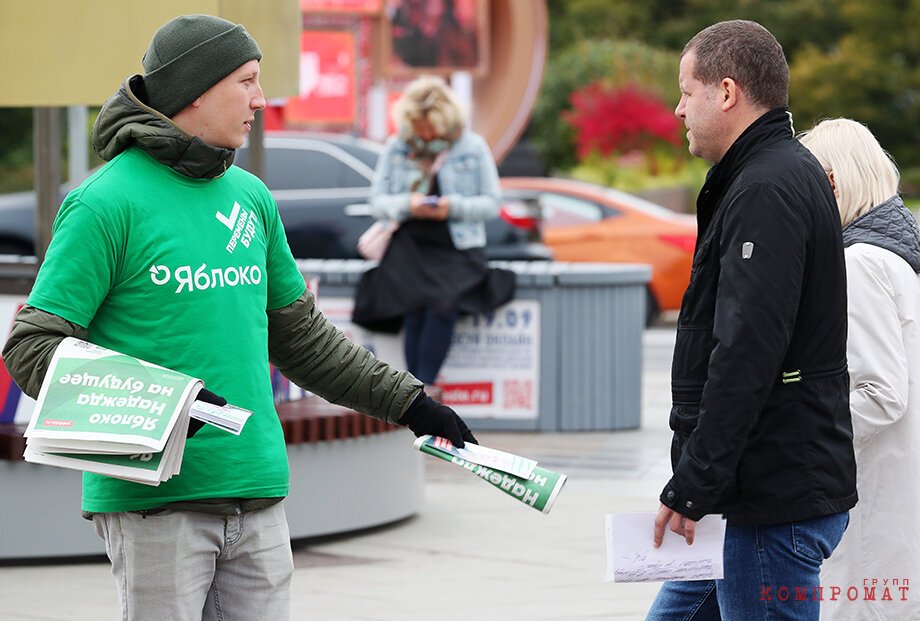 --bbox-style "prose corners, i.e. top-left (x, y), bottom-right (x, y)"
top-left (28, 147), bottom-right (306, 512)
